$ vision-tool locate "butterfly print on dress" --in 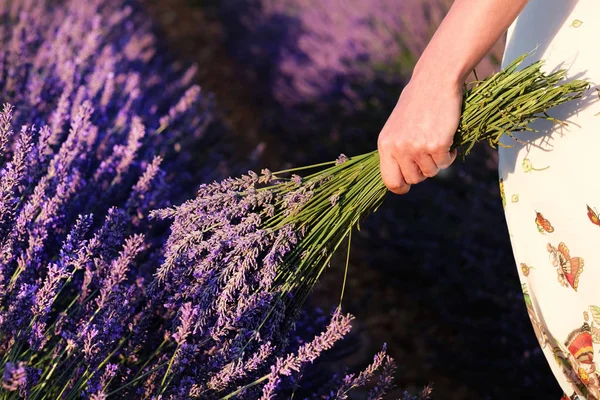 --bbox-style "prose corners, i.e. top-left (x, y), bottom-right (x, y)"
top-left (587, 205), bottom-right (600, 227)
top-left (535, 211), bottom-right (554, 233)
top-left (547, 242), bottom-right (584, 291)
